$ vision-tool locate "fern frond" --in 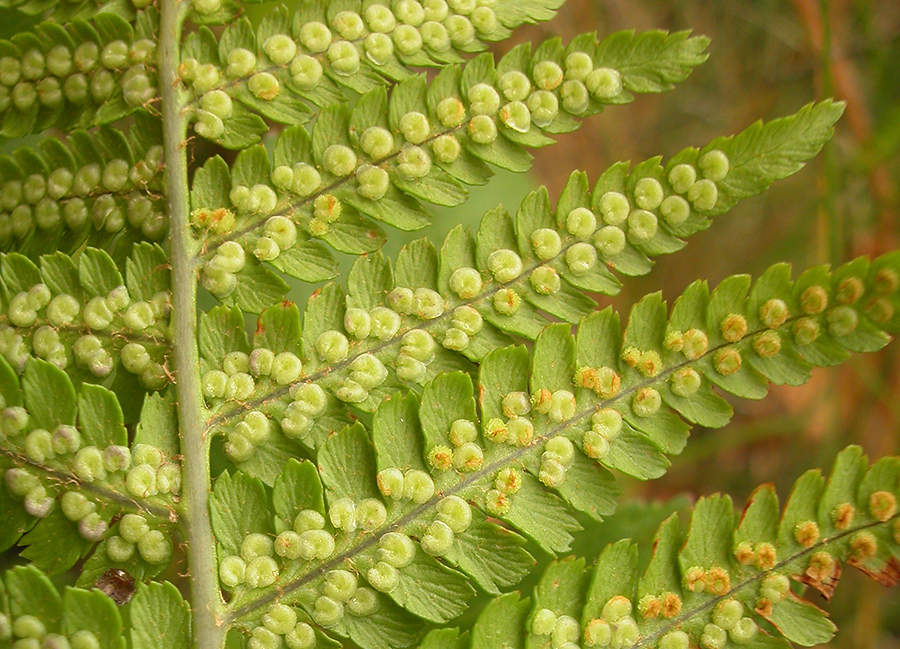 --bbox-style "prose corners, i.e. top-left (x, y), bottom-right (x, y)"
top-left (0, 11), bottom-right (158, 137)
top-left (0, 361), bottom-right (180, 577)
top-left (0, 116), bottom-right (166, 256)
top-left (0, 244), bottom-right (171, 391)
top-left (466, 445), bottom-right (900, 649)
top-left (203, 100), bottom-right (844, 455)
top-left (209, 252), bottom-right (898, 646)
top-left (181, 0), bottom-right (603, 139)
